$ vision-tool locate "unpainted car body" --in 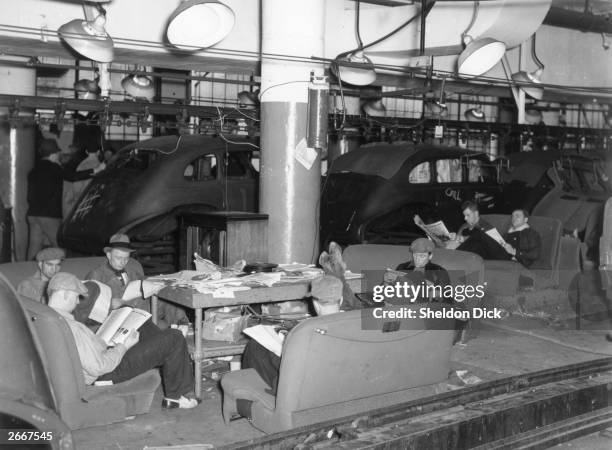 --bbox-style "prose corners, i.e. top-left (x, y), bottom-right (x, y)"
top-left (320, 142), bottom-right (505, 246)
top-left (500, 150), bottom-right (611, 259)
top-left (58, 135), bottom-right (259, 255)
